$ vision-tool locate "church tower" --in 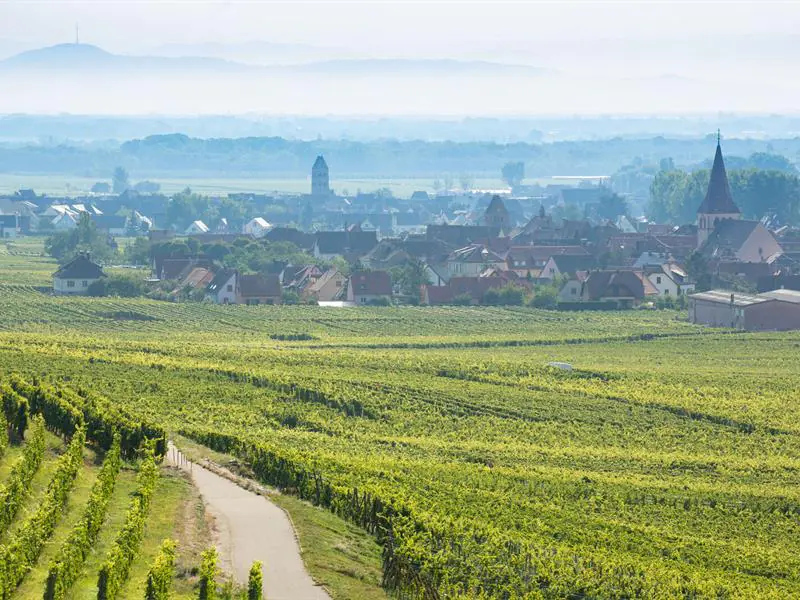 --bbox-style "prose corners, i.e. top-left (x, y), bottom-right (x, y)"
top-left (311, 155), bottom-right (330, 197)
top-left (697, 135), bottom-right (740, 248)
top-left (483, 195), bottom-right (510, 232)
